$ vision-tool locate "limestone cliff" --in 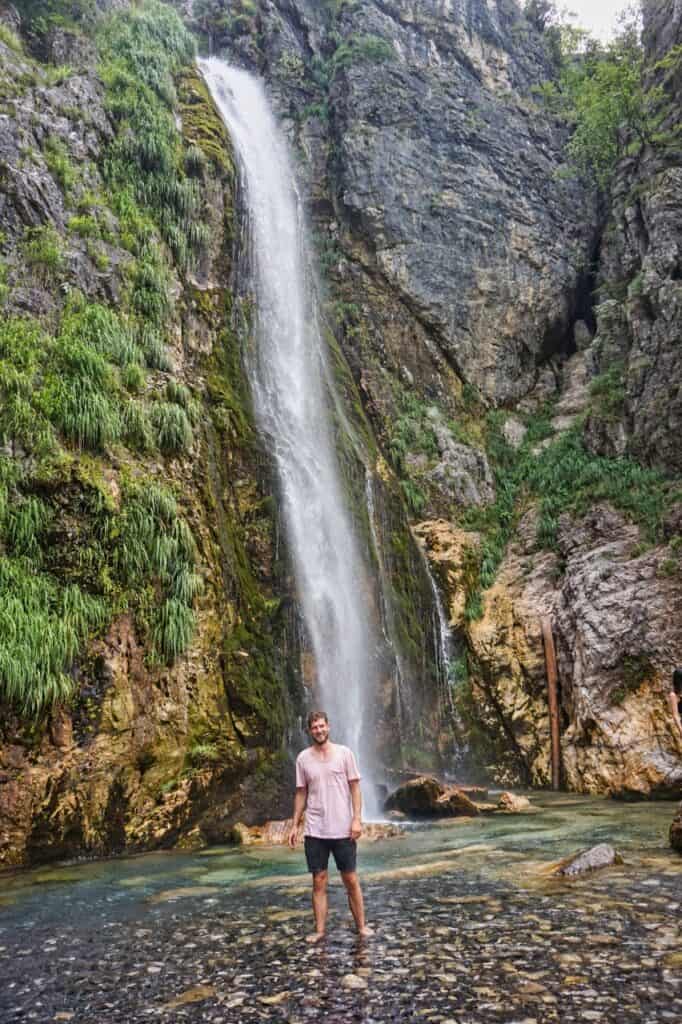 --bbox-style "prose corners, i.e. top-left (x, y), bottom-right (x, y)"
top-left (2, 0), bottom-right (682, 872)
top-left (209, 0), bottom-right (682, 797)
top-left (0, 1), bottom-right (301, 867)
